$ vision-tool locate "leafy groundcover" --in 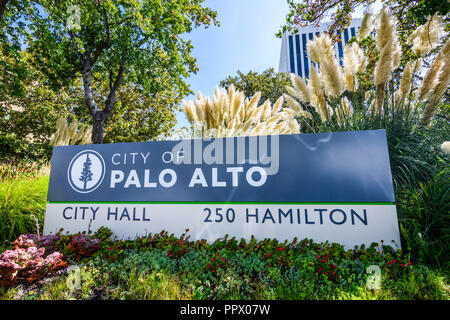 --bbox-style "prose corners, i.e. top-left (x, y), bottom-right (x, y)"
top-left (0, 227), bottom-right (448, 300)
